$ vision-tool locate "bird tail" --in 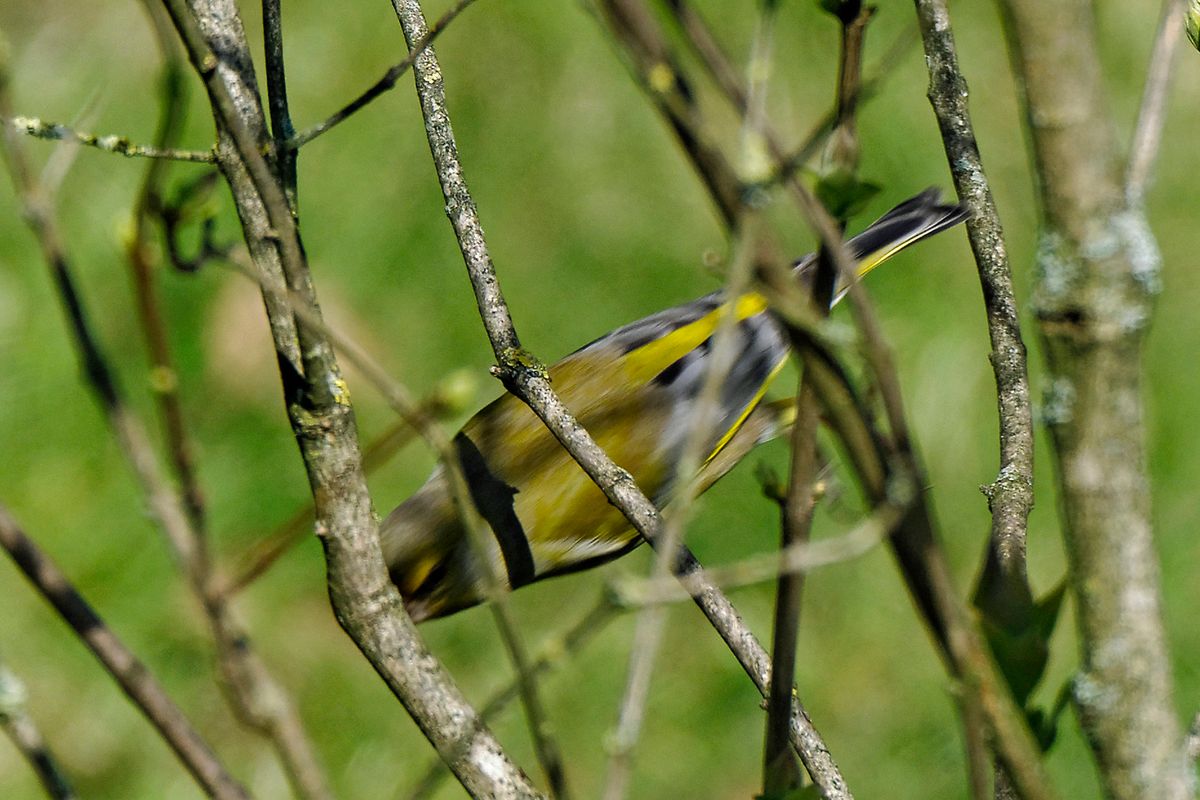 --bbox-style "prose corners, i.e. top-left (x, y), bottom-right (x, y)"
top-left (844, 188), bottom-right (969, 280)
top-left (793, 188), bottom-right (969, 304)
